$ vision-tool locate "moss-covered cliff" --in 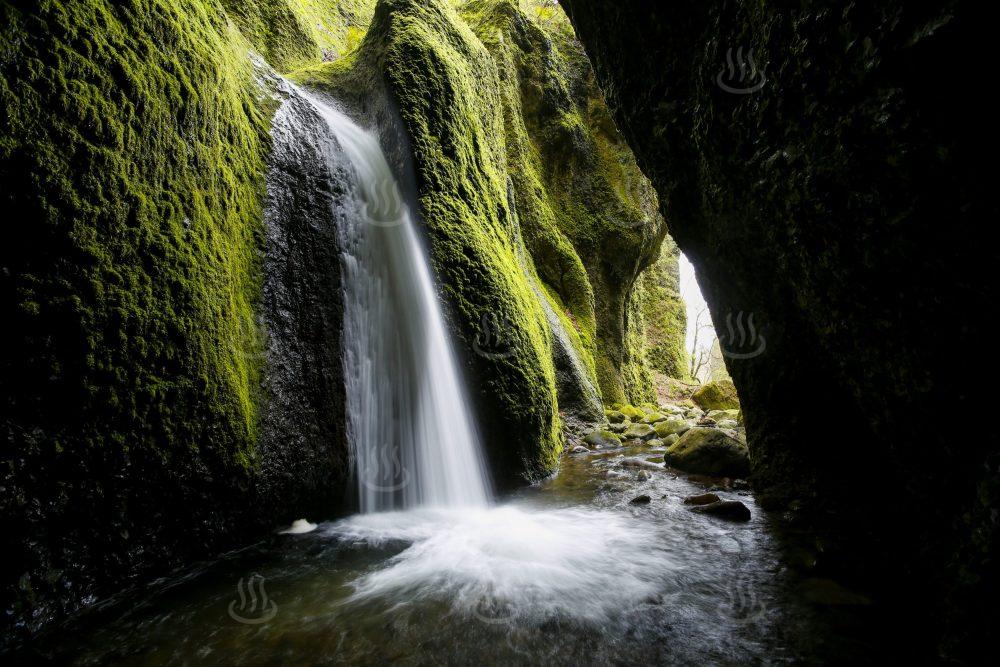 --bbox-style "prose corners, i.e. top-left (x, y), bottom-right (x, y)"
top-left (295, 0), bottom-right (680, 481)
top-left (1, 0), bottom-right (684, 640)
top-left (0, 0), bottom-right (378, 641)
